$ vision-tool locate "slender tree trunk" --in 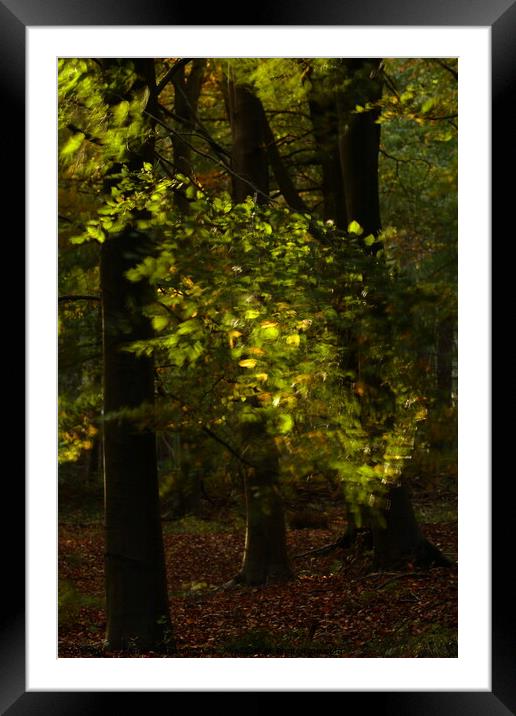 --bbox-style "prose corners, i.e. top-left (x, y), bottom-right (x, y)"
top-left (171, 59), bottom-right (206, 212)
top-left (261, 110), bottom-right (308, 212)
top-left (100, 59), bottom-right (173, 651)
top-left (436, 314), bottom-right (455, 406)
top-left (225, 78), bottom-right (292, 585)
